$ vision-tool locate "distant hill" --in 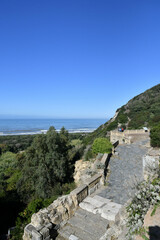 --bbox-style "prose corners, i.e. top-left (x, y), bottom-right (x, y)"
top-left (84, 84), bottom-right (160, 144)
